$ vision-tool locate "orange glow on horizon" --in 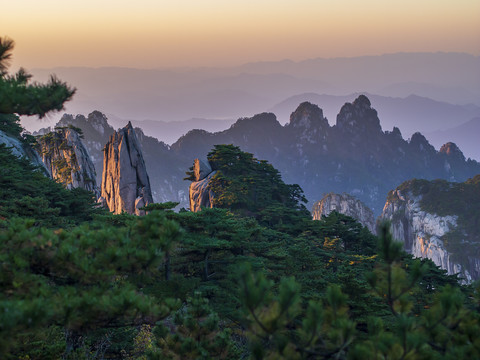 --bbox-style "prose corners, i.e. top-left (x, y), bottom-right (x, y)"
top-left (2, 0), bottom-right (479, 69)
